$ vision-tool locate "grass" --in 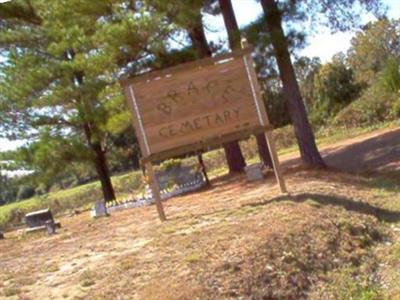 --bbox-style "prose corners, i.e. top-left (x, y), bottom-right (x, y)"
top-left (41, 262), bottom-right (60, 273)
top-left (1, 169), bottom-right (400, 299)
top-left (80, 270), bottom-right (96, 287)
top-left (185, 252), bottom-right (202, 263)
top-left (0, 121), bottom-right (397, 231)
top-left (3, 285), bottom-right (20, 298)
